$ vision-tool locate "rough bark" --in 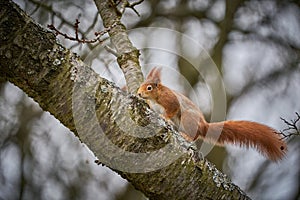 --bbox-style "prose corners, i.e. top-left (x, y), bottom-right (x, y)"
top-left (94, 0), bottom-right (143, 93)
top-left (0, 1), bottom-right (250, 199)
